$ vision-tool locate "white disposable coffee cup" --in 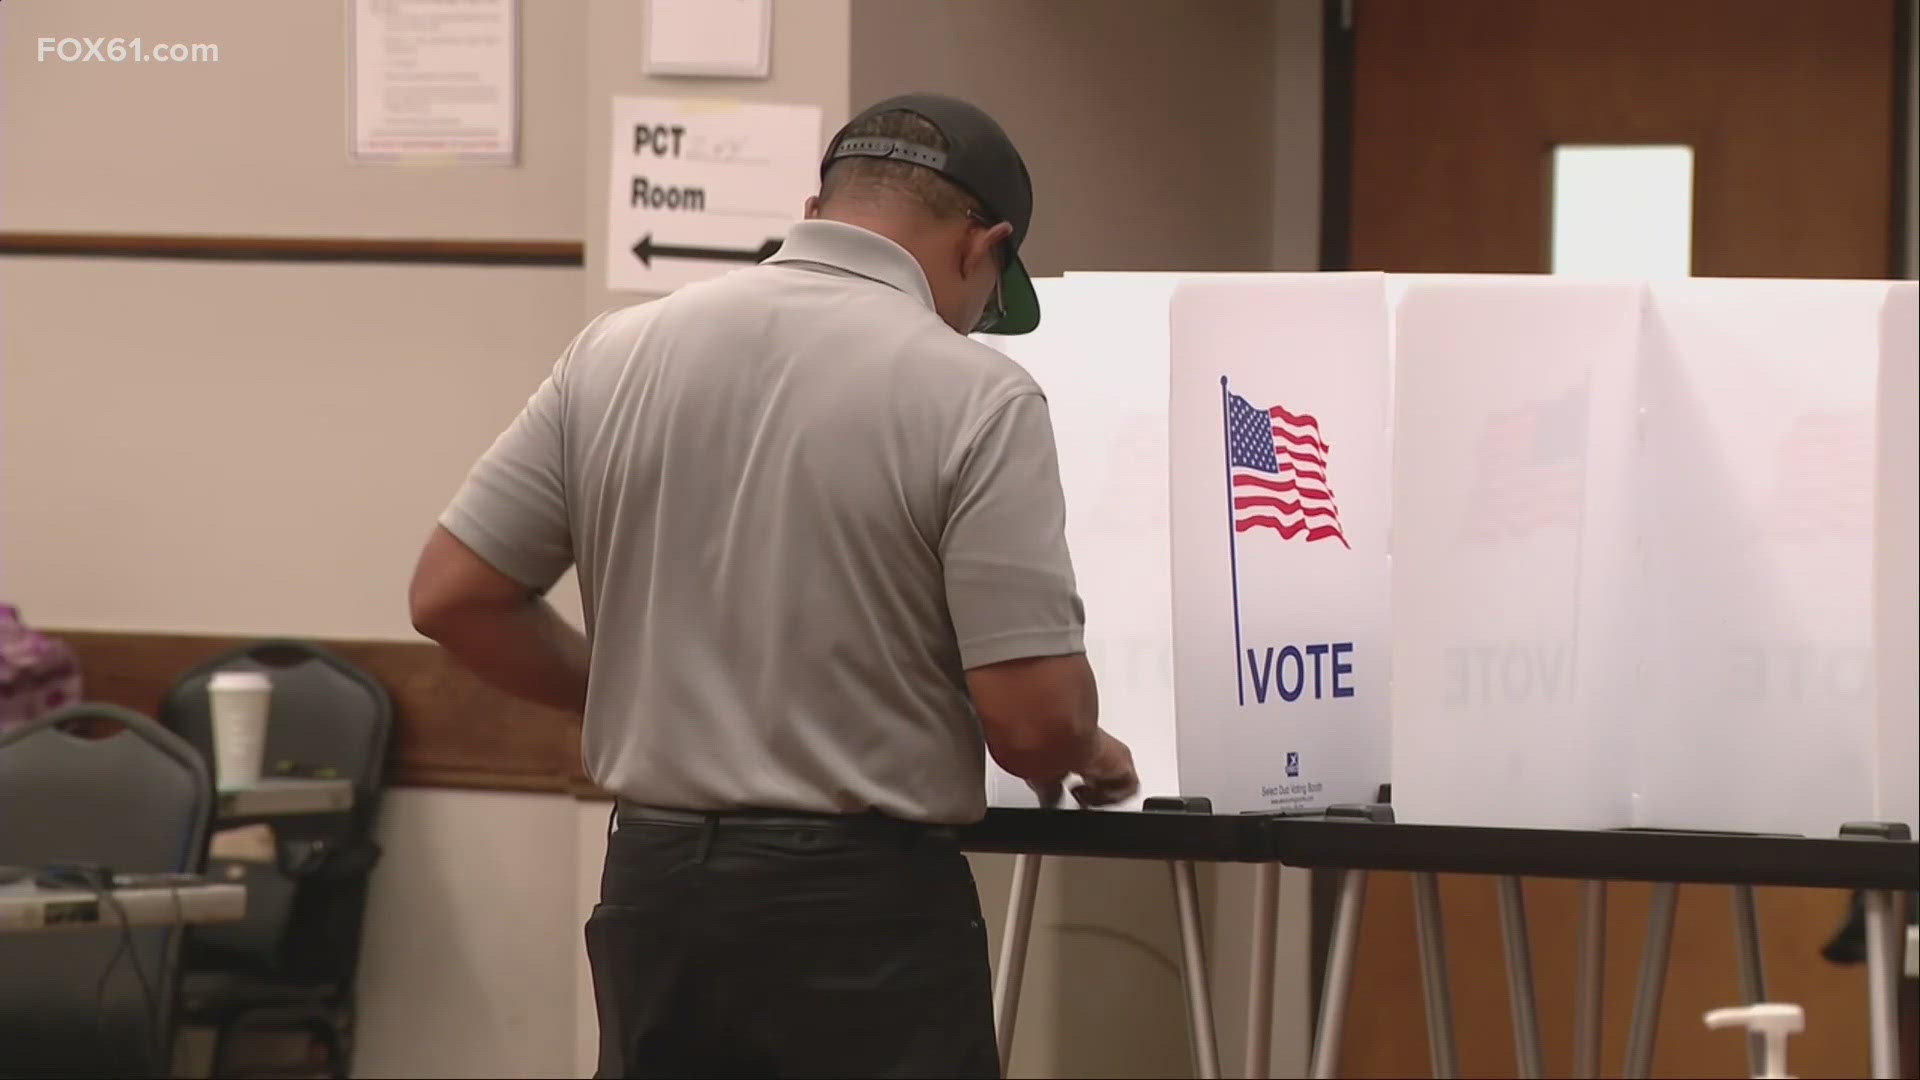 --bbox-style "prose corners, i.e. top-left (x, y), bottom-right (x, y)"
top-left (207, 670), bottom-right (273, 791)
